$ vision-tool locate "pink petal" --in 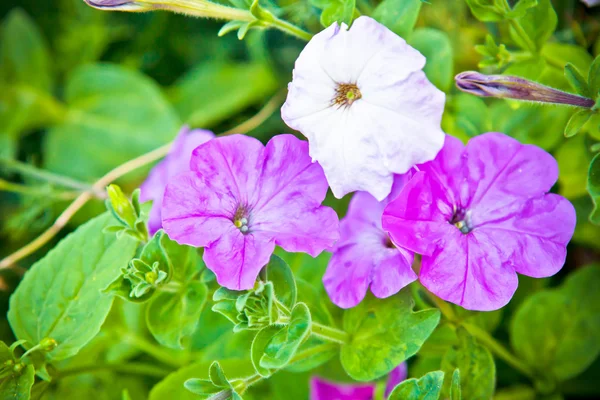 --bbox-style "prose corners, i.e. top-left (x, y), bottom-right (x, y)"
top-left (162, 171), bottom-right (235, 248)
top-left (420, 229), bottom-right (518, 311)
top-left (382, 172), bottom-right (454, 255)
top-left (370, 248), bottom-right (416, 300)
top-left (189, 134), bottom-right (264, 206)
top-left (385, 362), bottom-right (408, 397)
top-left (310, 376), bottom-right (375, 400)
top-left (477, 194), bottom-right (576, 278)
top-left (203, 225), bottom-right (275, 290)
top-left (140, 126), bottom-right (214, 235)
top-left (464, 133), bottom-right (559, 223)
top-left (252, 135), bottom-right (339, 256)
